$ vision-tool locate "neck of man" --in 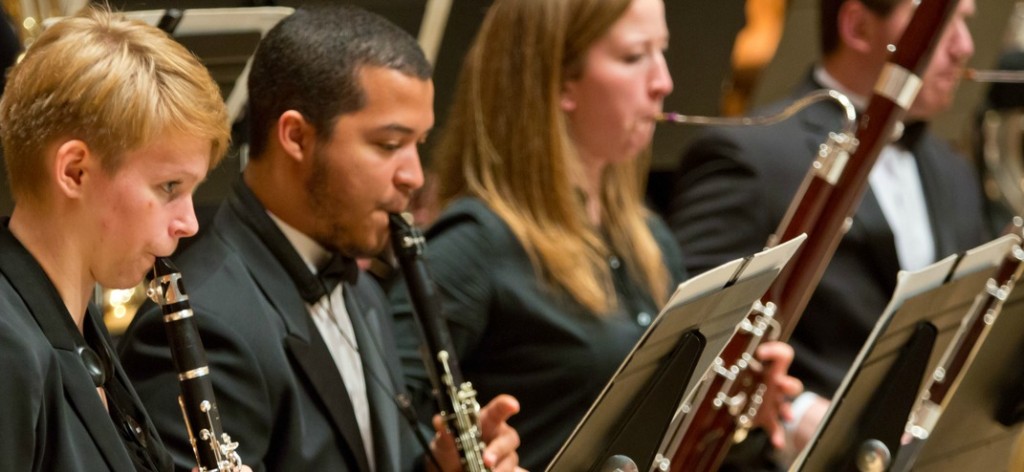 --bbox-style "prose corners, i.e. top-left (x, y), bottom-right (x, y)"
top-left (821, 51), bottom-right (881, 100)
top-left (244, 153), bottom-right (317, 240)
